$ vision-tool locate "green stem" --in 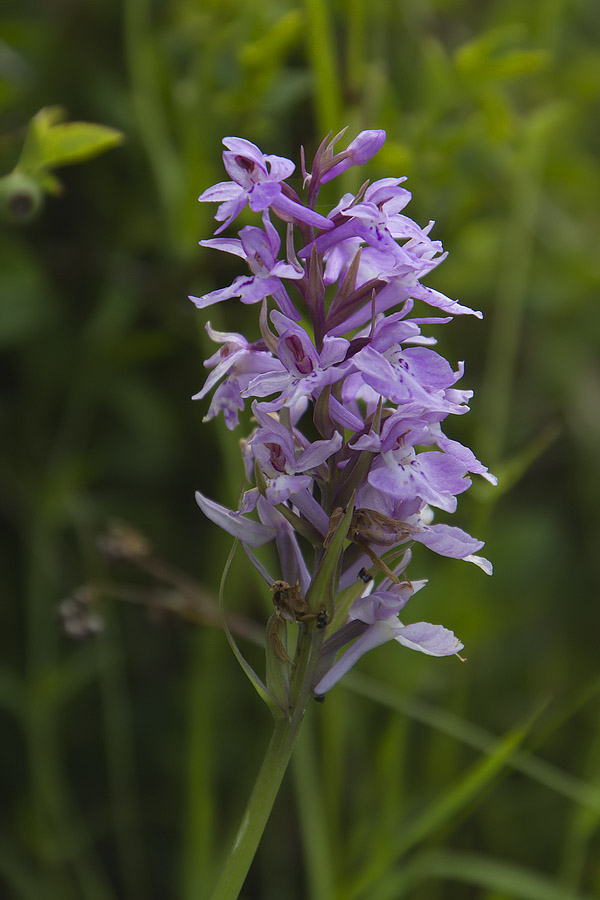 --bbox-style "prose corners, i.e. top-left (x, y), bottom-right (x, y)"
top-left (209, 624), bottom-right (324, 900)
top-left (304, 0), bottom-right (343, 136)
